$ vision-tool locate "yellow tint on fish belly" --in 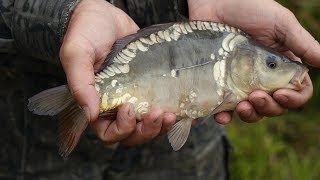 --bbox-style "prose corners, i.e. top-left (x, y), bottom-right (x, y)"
top-left (101, 93), bottom-right (109, 112)
top-left (99, 92), bottom-right (139, 113)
